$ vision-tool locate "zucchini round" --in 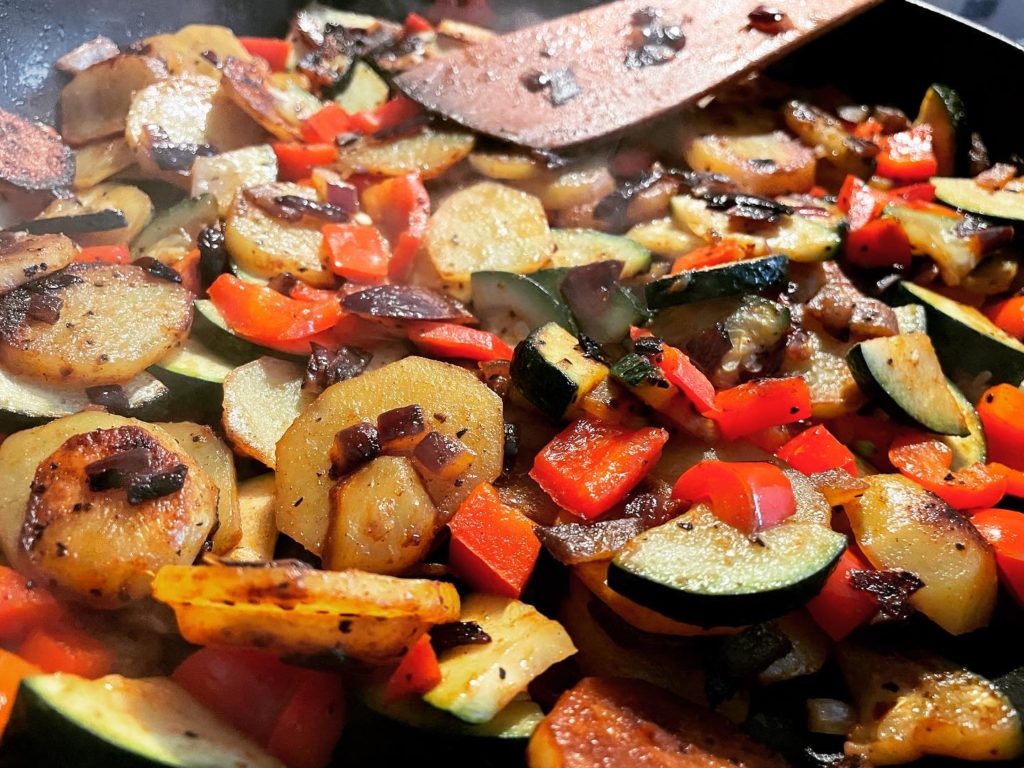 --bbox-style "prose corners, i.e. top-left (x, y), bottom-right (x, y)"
top-left (645, 254), bottom-right (788, 310)
top-left (932, 176), bottom-right (1024, 222)
top-left (916, 84), bottom-right (967, 177)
